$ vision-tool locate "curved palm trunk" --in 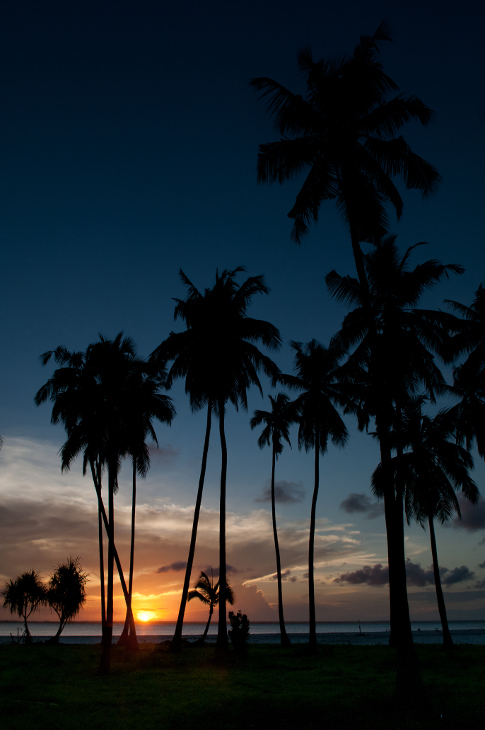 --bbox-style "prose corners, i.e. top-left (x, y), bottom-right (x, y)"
top-left (171, 403), bottom-right (212, 651)
top-left (428, 515), bottom-right (453, 649)
top-left (216, 400), bottom-right (229, 652)
top-left (95, 482), bottom-right (137, 639)
top-left (271, 444), bottom-right (291, 647)
top-left (118, 459), bottom-right (139, 650)
top-left (201, 604), bottom-right (214, 642)
top-left (308, 429), bottom-right (320, 652)
top-left (99, 461), bottom-right (116, 675)
top-left (90, 459), bottom-right (107, 644)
